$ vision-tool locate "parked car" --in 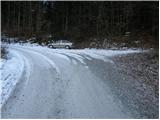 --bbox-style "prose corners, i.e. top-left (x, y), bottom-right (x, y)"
top-left (48, 40), bottom-right (73, 49)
